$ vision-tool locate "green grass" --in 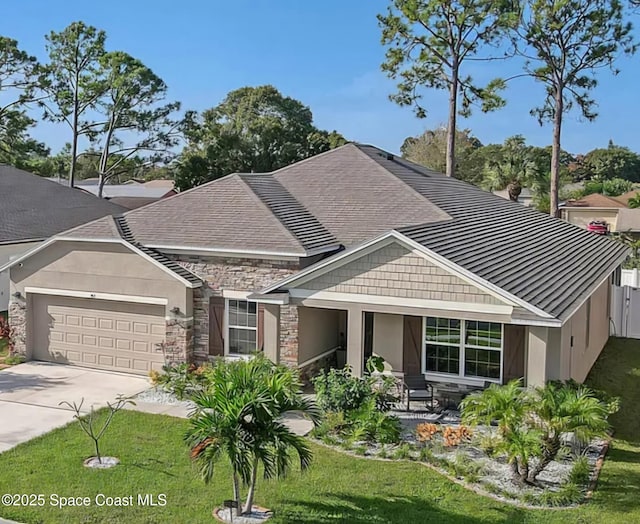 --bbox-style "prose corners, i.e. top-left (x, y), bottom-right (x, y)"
top-left (0, 338), bottom-right (639, 523)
